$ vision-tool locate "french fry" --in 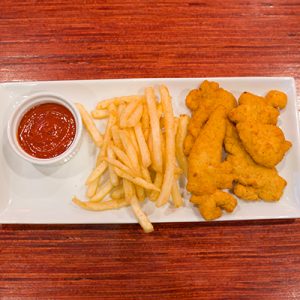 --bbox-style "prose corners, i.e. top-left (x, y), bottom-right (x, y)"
top-left (141, 165), bottom-right (152, 183)
top-left (111, 125), bottom-right (123, 149)
top-left (98, 103), bottom-right (116, 160)
top-left (120, 99), bottom-right (143, 128)
top-left (134, 123), bottom-right (151, 168)
top-left (157, 102), bottom-right (163, 120)
top-left (90, 180), bottom-right (113, 202)
top-left (176, 115), bottom-right (189, 177)
top-left (149, 172), bottom-right (163, 201)
top-left (76, 103), bottom-right (103, 147)
top-left (96, 95), bottom-right (143, 109)
top-left (117, 103), bottom-right (126, 127)
top-left (136, 186), bottom-right (145, 201)
top-left (141, 103), bottom-right (150, 141)
top-left (104, 157), bottom-right (139, 177)
top-left (107, 146), bottom-right (119, 187)
top-left (86, 161), bottom-right (108, 185)
top-left (145, 87), bottom-right (163, 173)
top-left (127, 129), bottom-right (139, 155)
top-left (91, 109), bottom-right (109, 119)
top-left (73, 197), bottom-right (129, 211)
top-left (114, 167), bottom-right (159, 191)
top-left (111, 145), bottom-right (134, 170)
top-left (171, 178), bottom-right (183, 208)
top-left (156, 85), bottom-right (175, 207)
top-left (119, 130), bottom-right (141, 175)
top-left (86, 178), bottom-right (98, 198)
top-left (111, 185), bottom-right (125, 199)
top-left (123, 180), bottom-right (153, 233)
top-left (126, 104), bottom-right (143, 128)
